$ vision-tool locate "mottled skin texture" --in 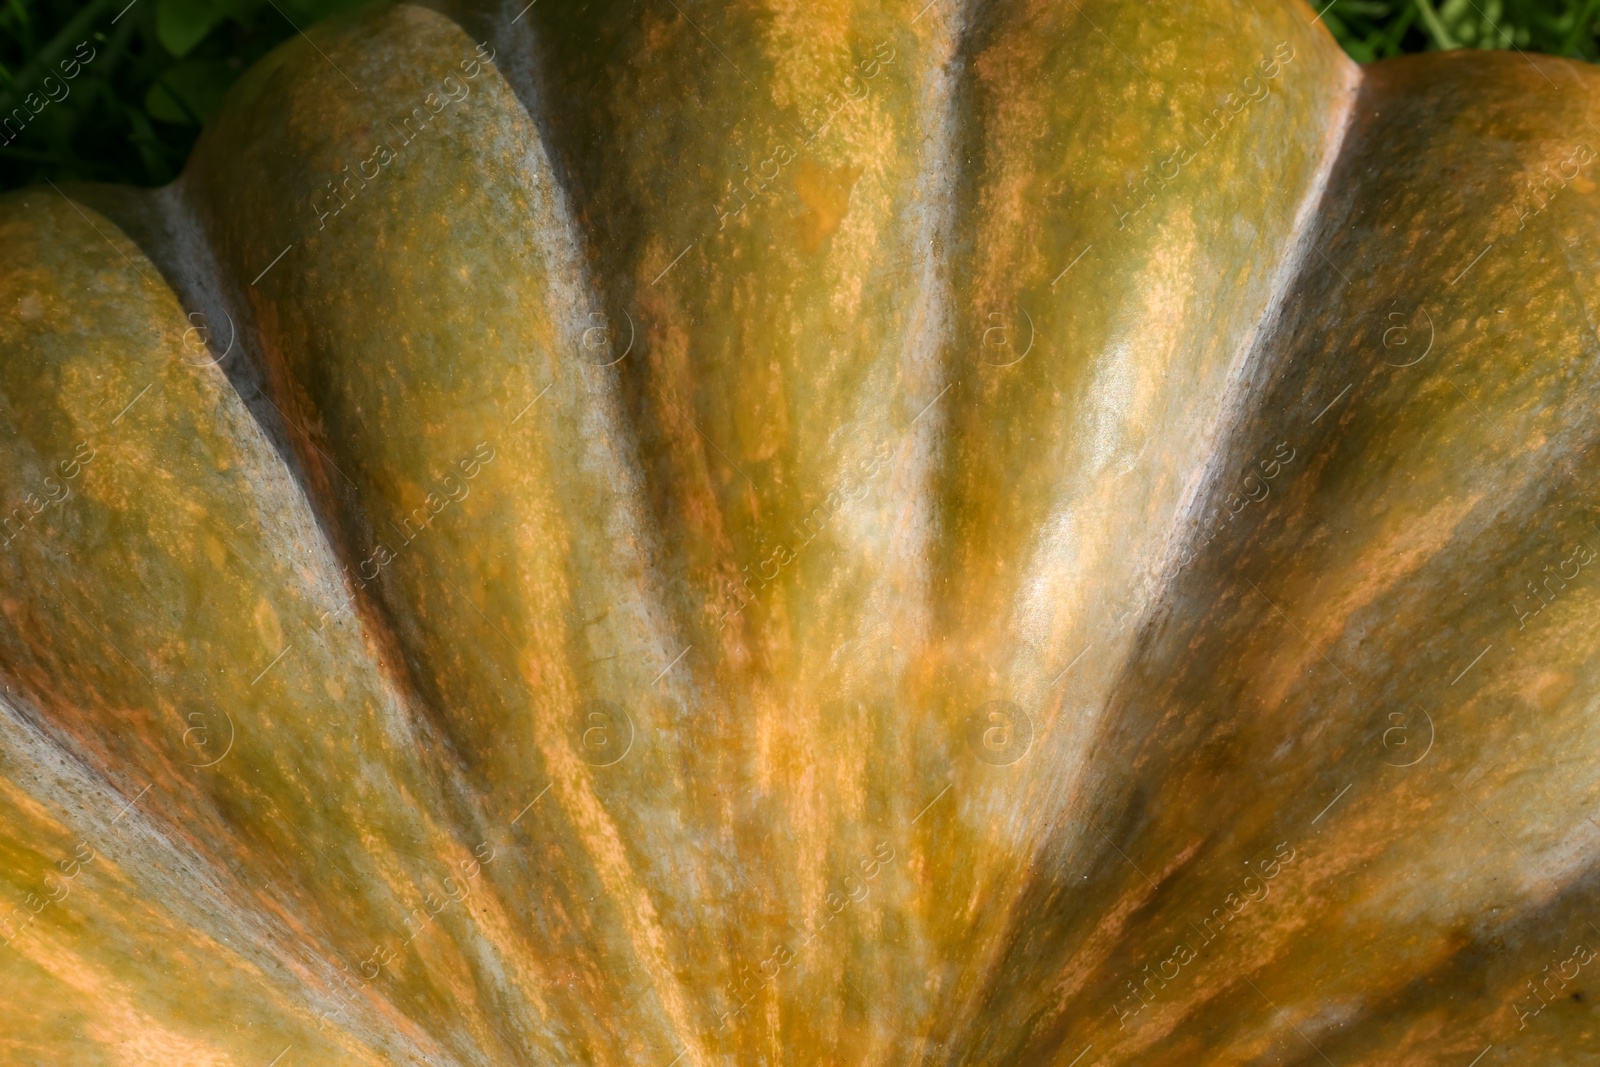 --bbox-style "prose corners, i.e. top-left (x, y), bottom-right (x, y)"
top-left (1, 0), bottom-right (1597, 1063)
